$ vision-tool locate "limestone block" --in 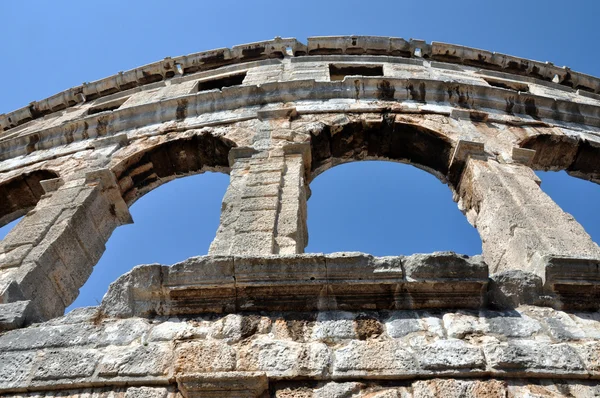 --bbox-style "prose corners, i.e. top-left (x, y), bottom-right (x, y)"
top-left (482, 310), bottom-right (542, 338)
top-left (175, 341), bottom-right (237, 373)
top-left (33, 349), bottom-right (101, 380)
top-left (148, 320), bottom-right (209, 342)
top-left (483, 341), bottom-right (585, 373)
top-left (385, 311), bottom-right (423, 338)
top-left (125, 387), bottom-right (170, 398)
top-left (0, 300), bottom-right (32, 331)
top-left (311, 311), bottom-right (357, 343)
top-left (412, 379), bottom-right (507, 398)
top-left (95, 318), bottom-right (151, 347)
top-left (0, 351), bottom-right (36, 389)
top-left (313, 382), bottom-right (363, 398)
top-left (237, 338), bottom-right (330, 378)
top-left (98, 343), bottom-right (172, 377)
top-left (332, 340), bottom-right (417, 377)
top-left (416, 339), bottom-right (485, 370)
top-left (209, 314), bottom-right (263, 343)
